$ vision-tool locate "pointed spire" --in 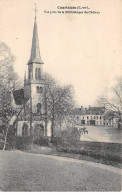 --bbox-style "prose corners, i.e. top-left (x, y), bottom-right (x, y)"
top-left (28, 4), bottom-right (44, 65)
